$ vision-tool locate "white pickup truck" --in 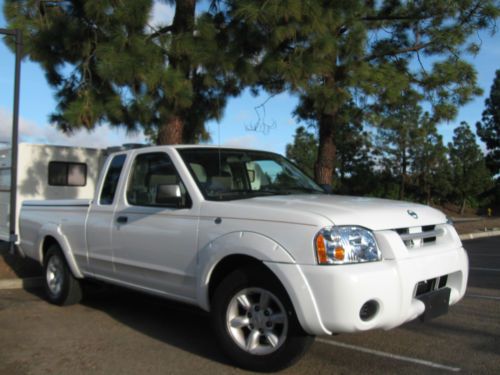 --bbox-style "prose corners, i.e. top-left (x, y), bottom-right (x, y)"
top-left (19, 145), bottom-right (468, 371)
